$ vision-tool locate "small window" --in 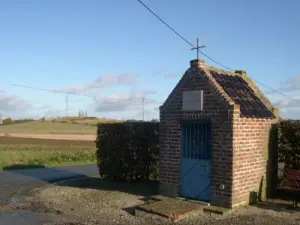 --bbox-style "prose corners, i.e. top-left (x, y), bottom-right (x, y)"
top-left (182, 90), bottom-right (203, 111)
